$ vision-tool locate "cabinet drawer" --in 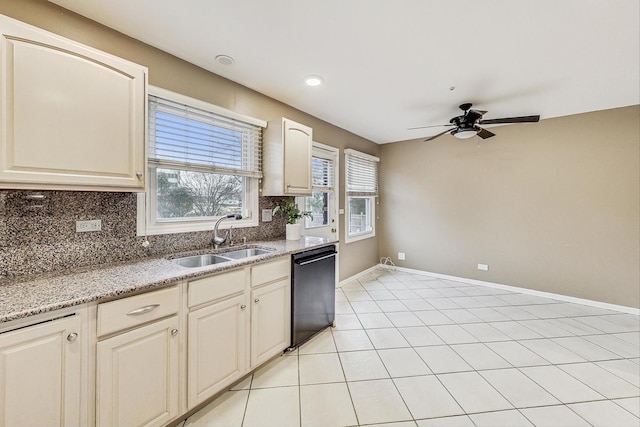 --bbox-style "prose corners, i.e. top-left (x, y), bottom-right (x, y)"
top-left (97, 286), bottom-right (179, 337)
top-left (188, 269), bottom-right (247, 308)
top-left (251, 257), bottom-right (290, 288)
